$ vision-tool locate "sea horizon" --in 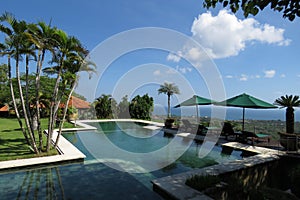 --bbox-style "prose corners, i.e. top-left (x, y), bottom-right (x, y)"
top-left (153, 106), bottom-right (300, 122)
